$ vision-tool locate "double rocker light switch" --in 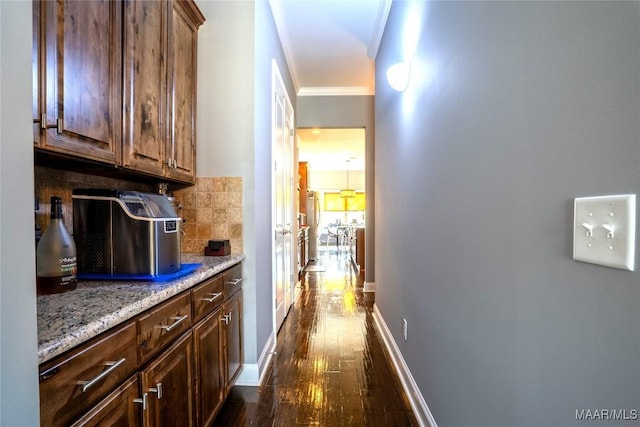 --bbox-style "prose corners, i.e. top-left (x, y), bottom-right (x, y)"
top-left (573, 194), bottom-right (636, 271)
